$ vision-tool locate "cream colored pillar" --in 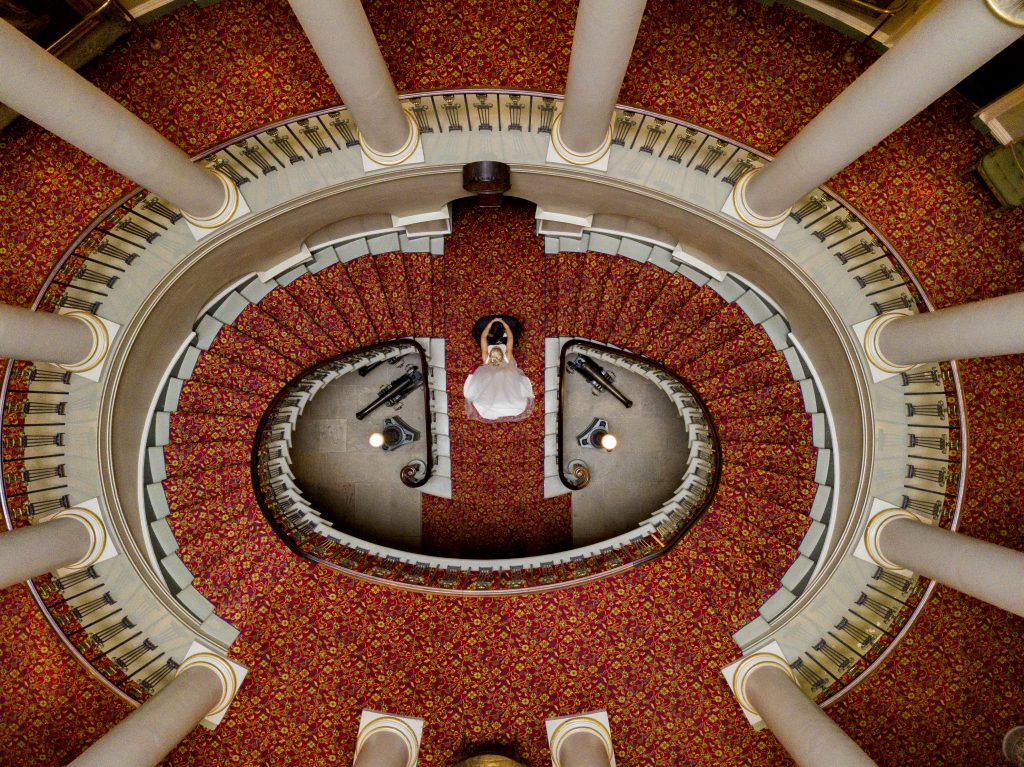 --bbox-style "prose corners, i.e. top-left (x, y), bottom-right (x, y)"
top-left (0, 20), bottom-right (237, 227)
top-left (731, 654), bottom-right (878, 767)
top-left (551, 0), bottom-right (647, 164)
top-left (0, 305), bottom-right (109, 371)
top-left (68, 653), bottom-right (242, 767)
top-left (287, 0), bottom-right (418, 165)
top-left (0, 515), bottom-right (93, 590)
top-left (864, 509), bottom-right (1024, 618)
top-left (863, 292), bottom-right (1024, 375)
top-left (548, 714), bottom-right (615, 767)
top-left (734, 0), bottom-right (1024, 226)
top-left (352, 716), bottom-right (419, 767)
